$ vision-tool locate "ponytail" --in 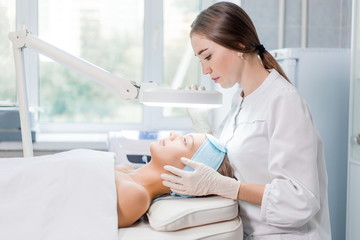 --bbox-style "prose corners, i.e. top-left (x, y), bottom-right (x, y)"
top-left (260, 50), bottom-right (290, 83)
